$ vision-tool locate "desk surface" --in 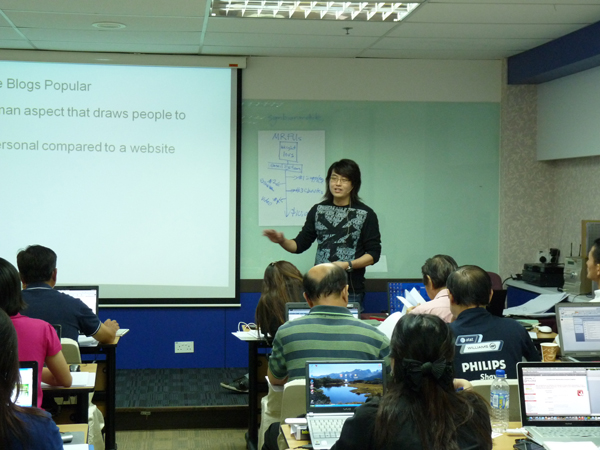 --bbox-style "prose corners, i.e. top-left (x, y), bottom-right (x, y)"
top-left (282, 422), bottom-right (525, 450)
top-left (58, 423), bottom-right (88, 442)
top-left (42, 363), bottom-right (97, 392)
